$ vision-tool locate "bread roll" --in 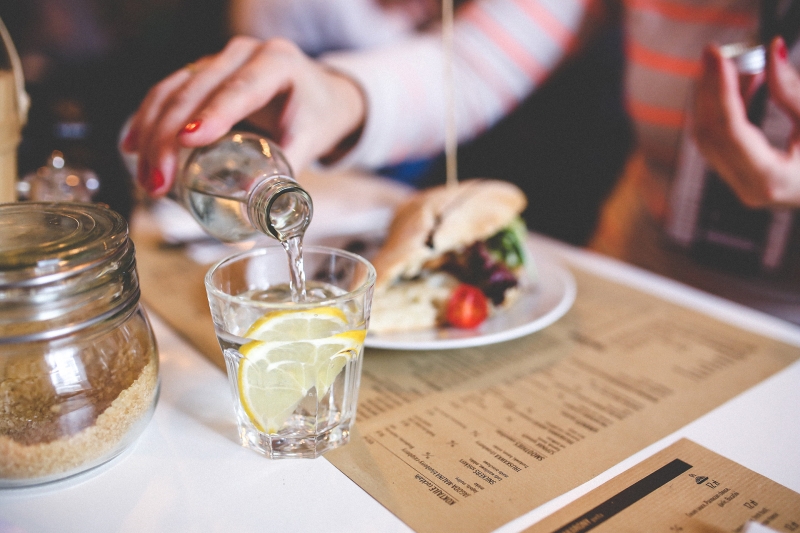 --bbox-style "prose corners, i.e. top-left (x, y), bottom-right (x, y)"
top-left (371, 179), bottom-right (527, 290)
